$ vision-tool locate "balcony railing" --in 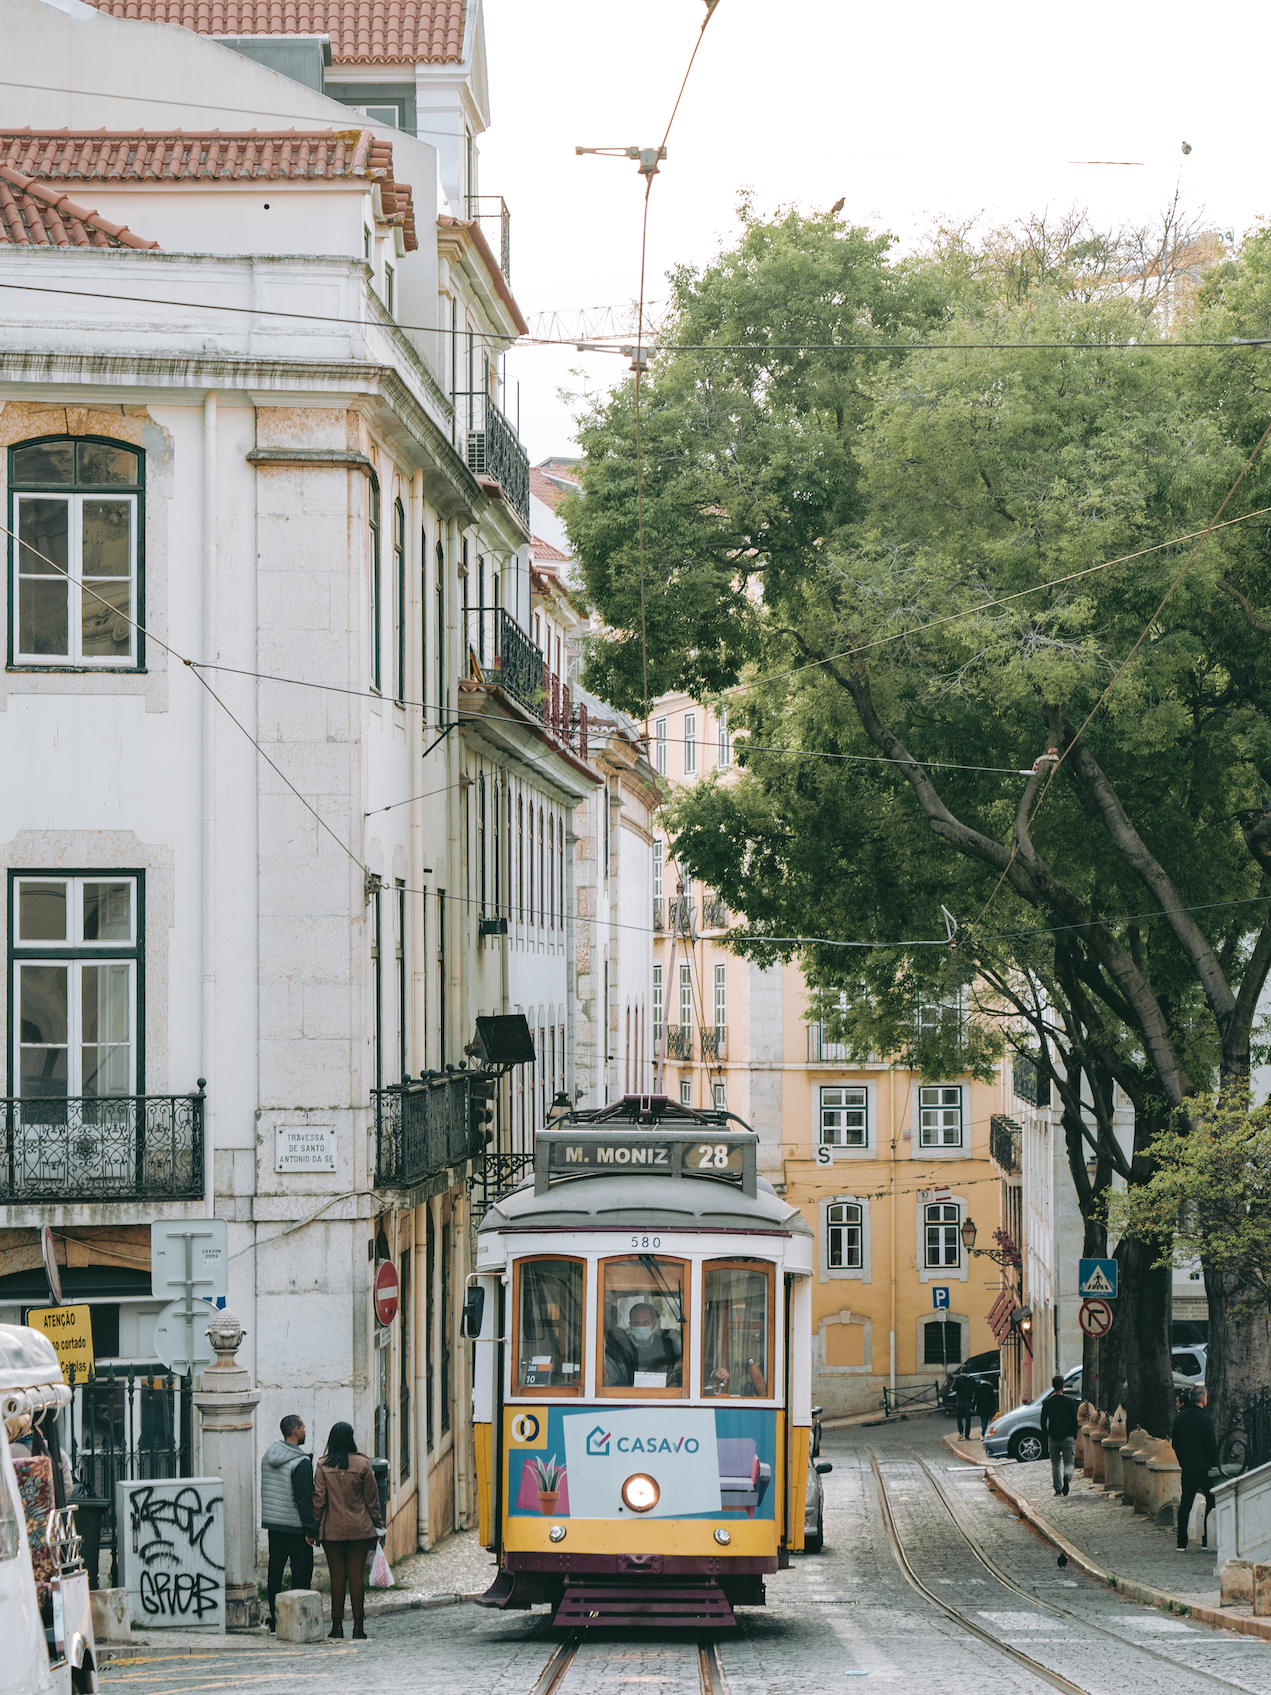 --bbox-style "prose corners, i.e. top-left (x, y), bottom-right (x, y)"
top-left (653, 897), bottom-right (664, 931)
top-left (702, 897), bottom-right (728, 929)
top-left (458, 390), bottom-right (529, 526)
top-left (700, 1025), bottom-right (727, 1061)
top-left (1013, 1050), bottom-right (1051, 1108)
top-left (375, 1073), bottom-right (480, 1188)
top-left (668, 896), bottom-right (694, 935)
top-left (665, 1024), bottom-right (693, 1061)
top-left (990, 1114), bottom-right (1022, 1176)
top-left (807, 1022), bottom-right (850, 1063)
top-left (465, 194), bottom-right (511, 281)
top-left (2, 1092), bottom-right (204, 1202)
